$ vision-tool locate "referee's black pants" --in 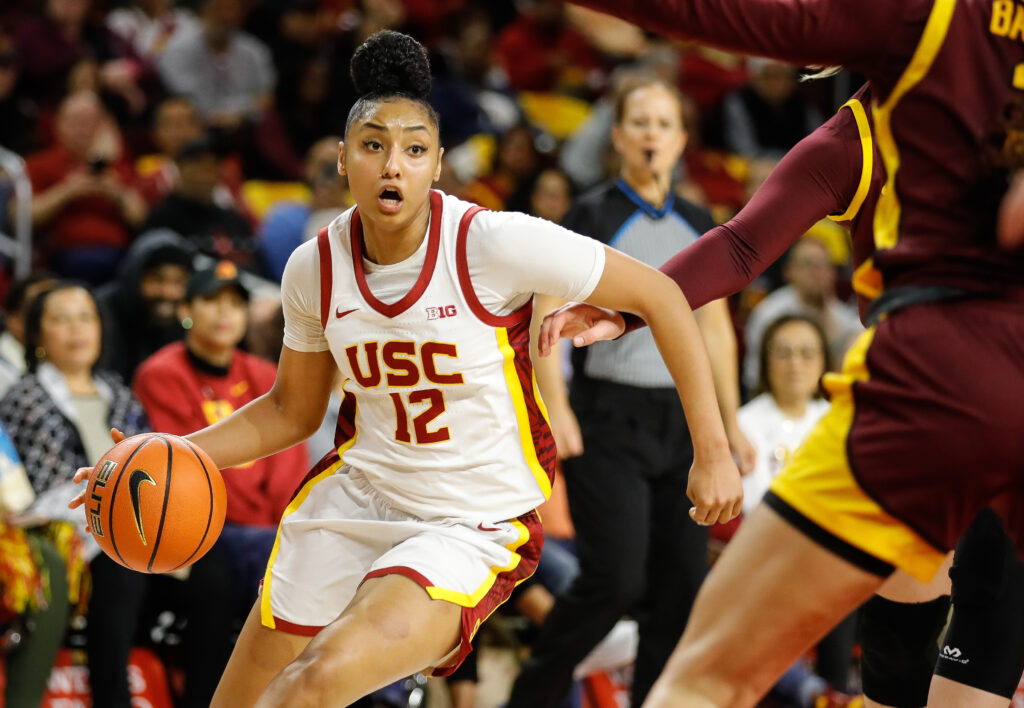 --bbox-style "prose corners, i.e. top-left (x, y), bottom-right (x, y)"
top-left (507, 379), bottom-right (708, 708)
